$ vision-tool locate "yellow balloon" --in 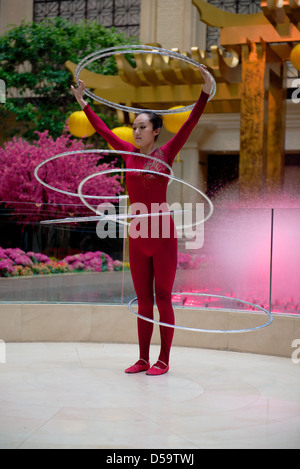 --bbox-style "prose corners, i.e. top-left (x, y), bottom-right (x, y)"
top-left (163, 106), bottom-right (191, 134)
top-left (290, 44), bottom-right (300, 71)
top-left (107, 126), bottom-right (135, 149)
top-left (68, 111), bottom-right (96, 138)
